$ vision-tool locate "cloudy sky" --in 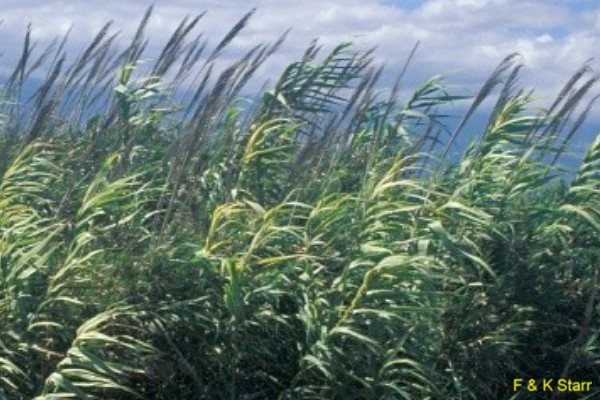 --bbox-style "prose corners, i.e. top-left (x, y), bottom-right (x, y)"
top-left (1, 0), bottom-right (599, 103)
